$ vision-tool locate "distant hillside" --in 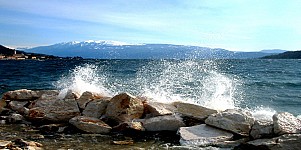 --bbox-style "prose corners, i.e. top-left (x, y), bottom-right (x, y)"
top-left (0, 45), bottom-right (61, 59)
top-left (262, 51), bottom-right (301, 59)
top-left (0, 45), bottom-right (22, 55)
top-left (24, 40), bottom-right (282, 59)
